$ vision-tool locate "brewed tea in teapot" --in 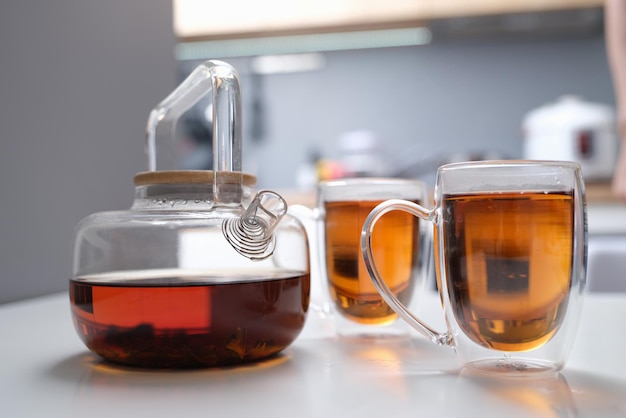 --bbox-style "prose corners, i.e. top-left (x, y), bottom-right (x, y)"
top-left (70, 60), bottom-right (310, 368)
